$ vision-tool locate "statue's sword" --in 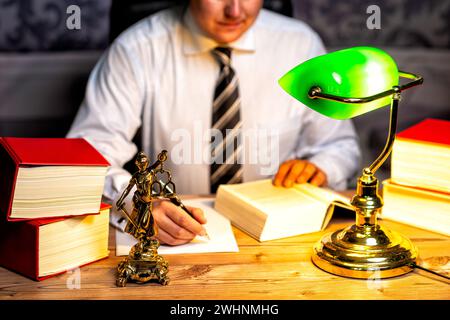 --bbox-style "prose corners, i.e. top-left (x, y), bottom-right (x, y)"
top-left (117, 203), bottom-right (139, 230)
